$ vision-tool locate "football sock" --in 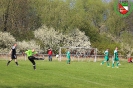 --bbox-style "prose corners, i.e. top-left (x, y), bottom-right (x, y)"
top-left (7, 61), bottom-right (11, 66)
top-left (102, 61), bottom-right (104, 64)
top-left (15, 62), bottom-right (18, 66)
top-left (116, 62), bottom-right (119, 66)
top-left (33, 65), bottom-right (36, 70)
top-left (107, 62), bottom-right (109, 66)
top-left (112, 63), bottom-right (114, 67)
